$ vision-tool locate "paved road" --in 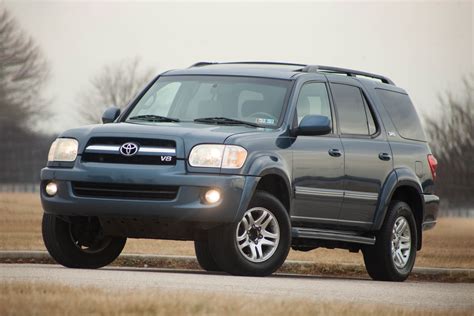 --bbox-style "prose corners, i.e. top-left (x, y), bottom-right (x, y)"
top-left (1, 264), bottom-right (473, 309)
